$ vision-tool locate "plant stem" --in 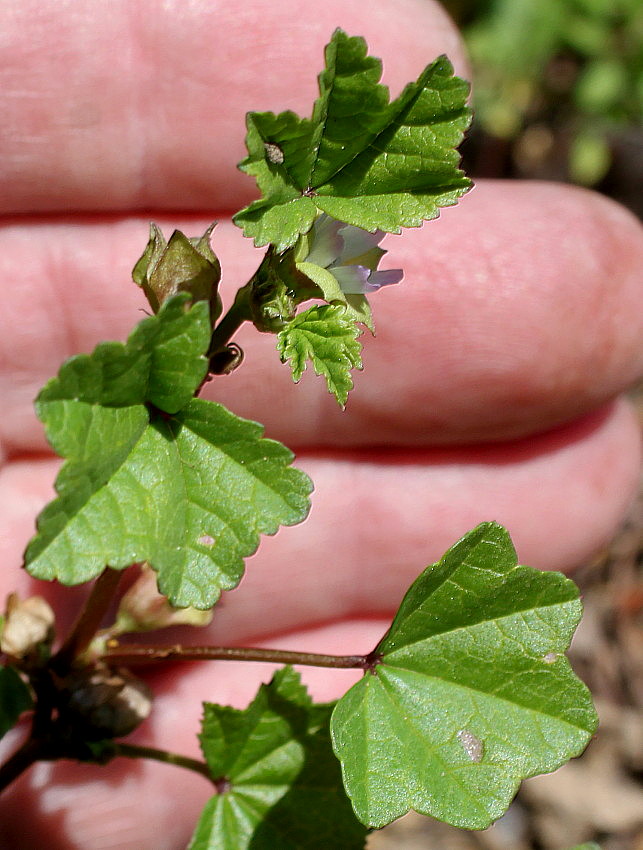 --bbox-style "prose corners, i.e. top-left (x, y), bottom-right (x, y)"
top-left (0, 737), bottom-right (54, 793)
top-left (208, 283), bottom-right (252, 356)
top-left (103, 643), bottom-right (374, 670)
top-left (53, 567), bottom-right (123, 671)
top-left (112, 742), bottom-right (213, 783)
